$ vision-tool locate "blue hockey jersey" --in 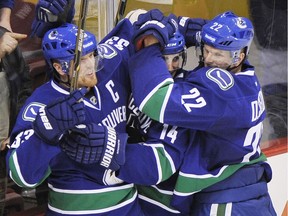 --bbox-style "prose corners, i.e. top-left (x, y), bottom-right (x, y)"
top-left (128, 44), bottom-right (272, 214)
top-left (6, 19), bottom-right (140, 216)
top-left (120, 70), bottom-right (197, 215)
top-left (6, 19), bottom-right (194, 215)
top-left (118, 93), bottom-right (192, 186)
